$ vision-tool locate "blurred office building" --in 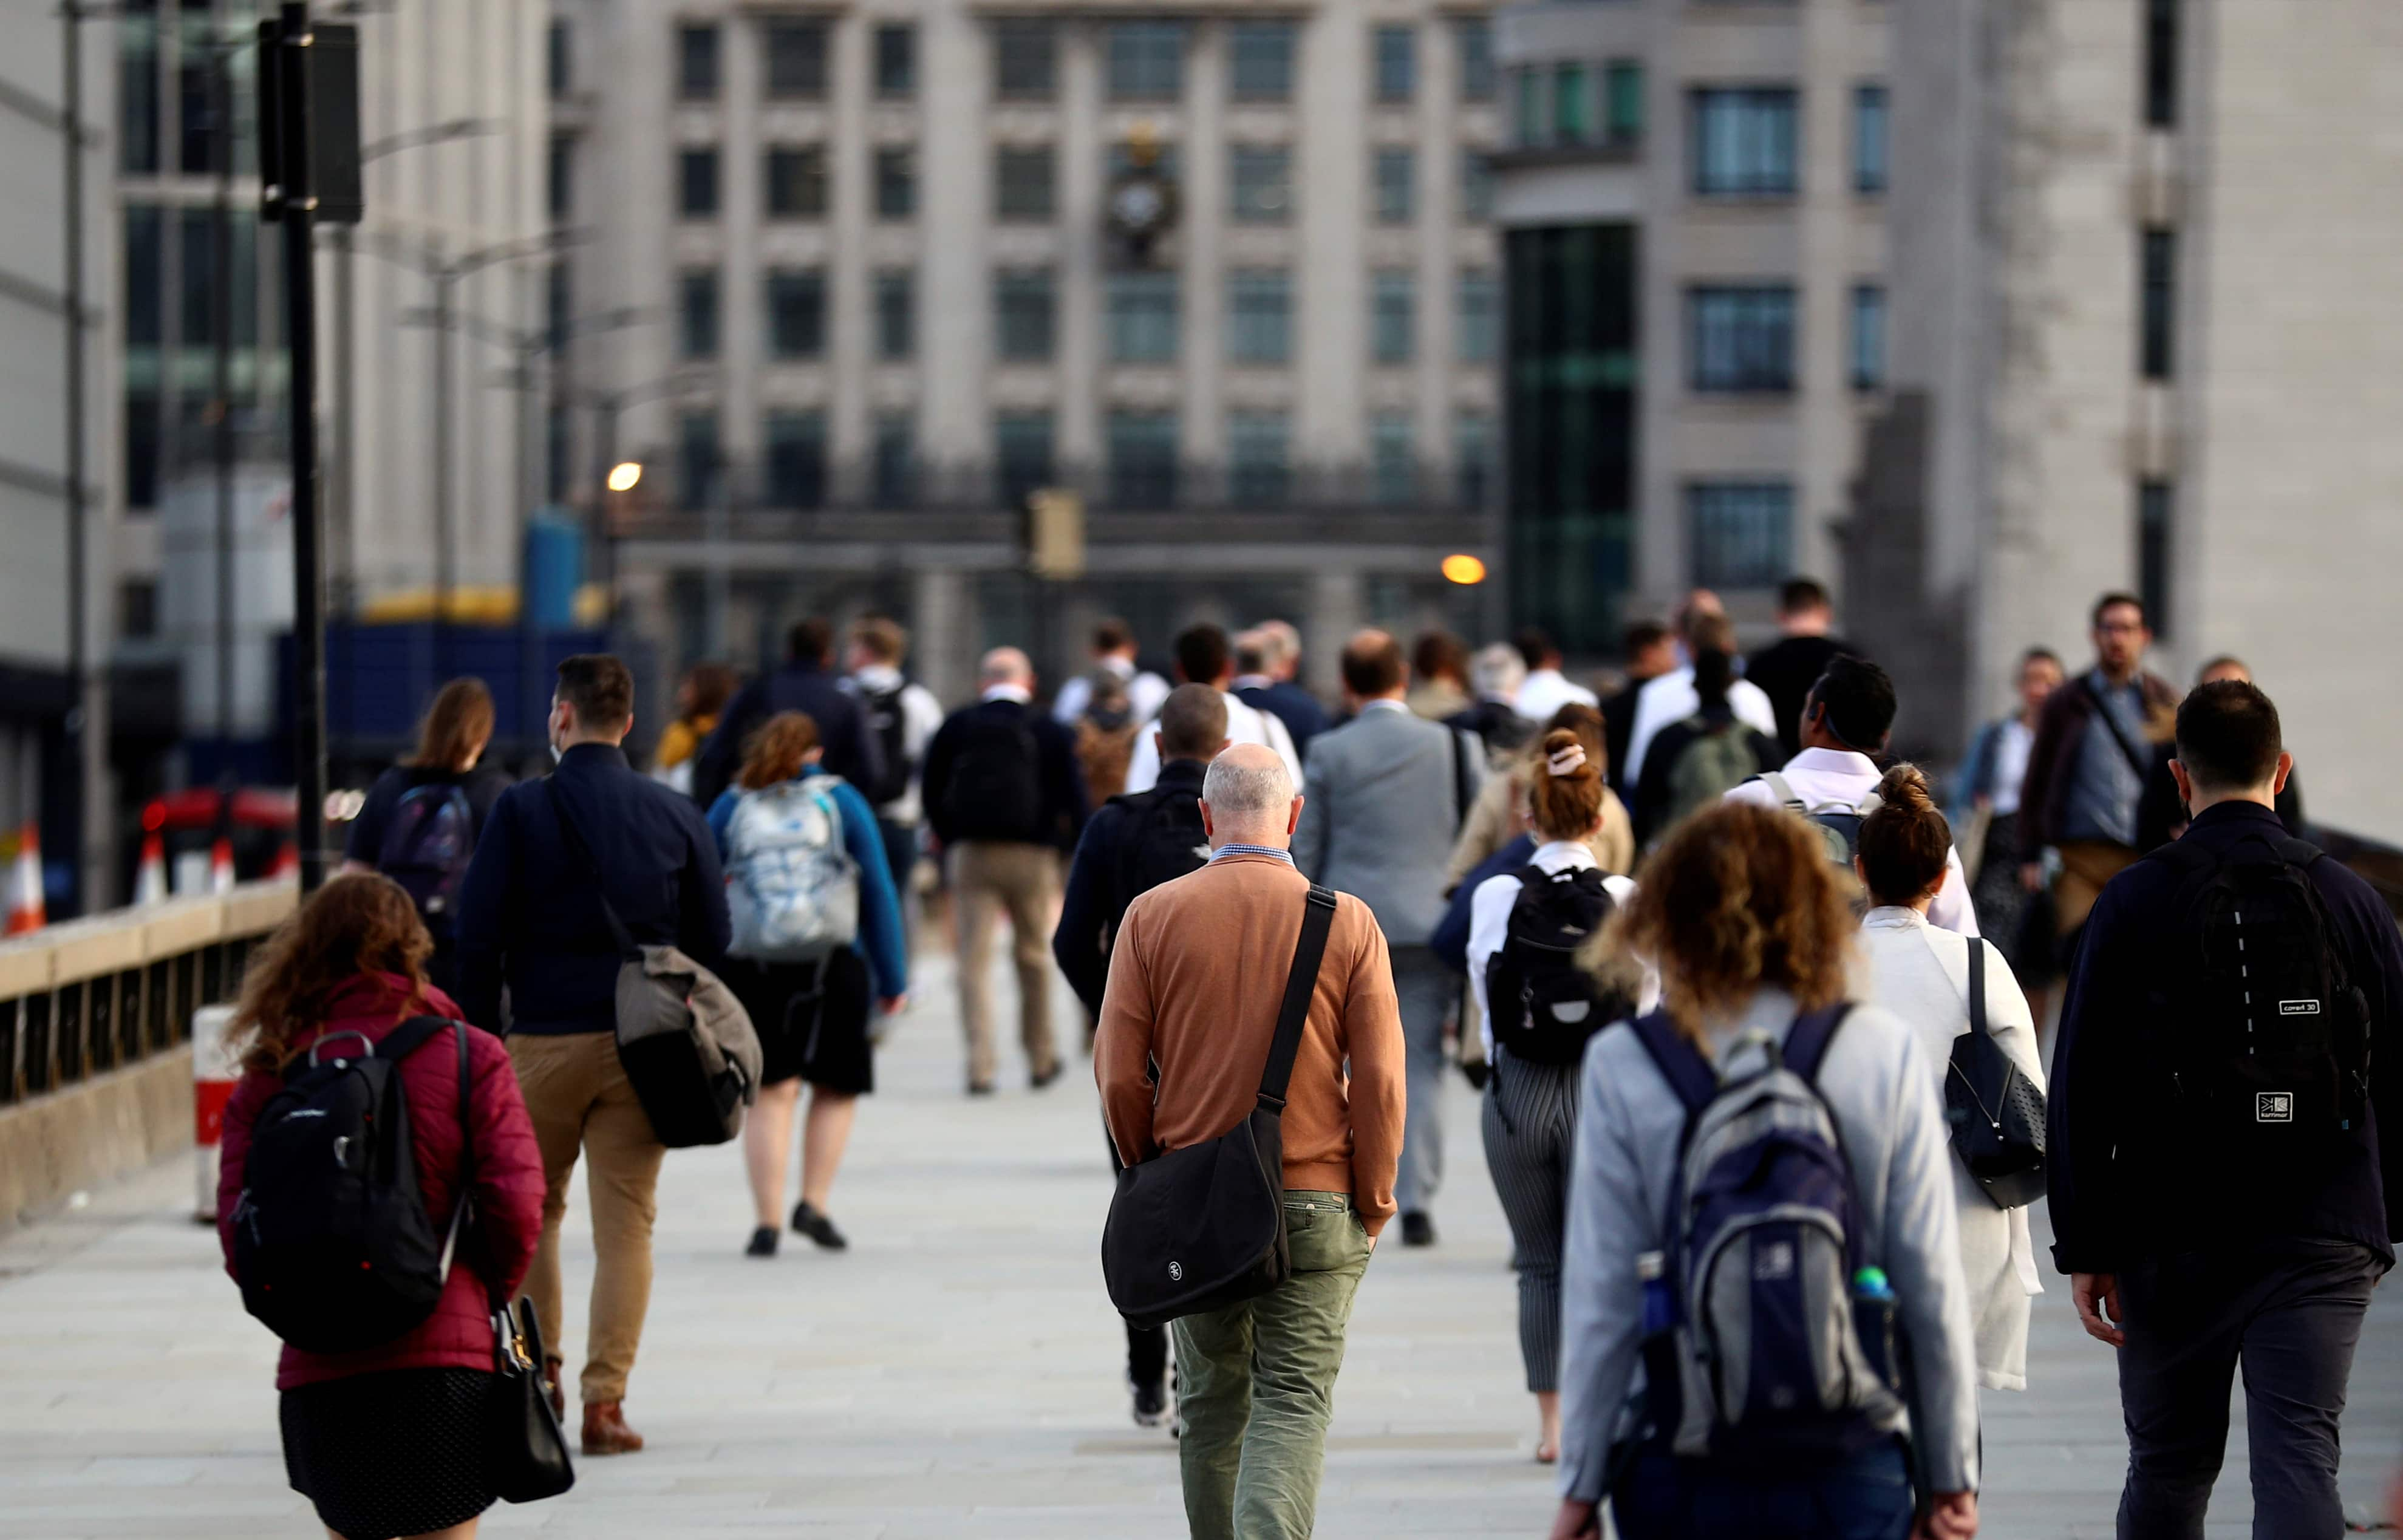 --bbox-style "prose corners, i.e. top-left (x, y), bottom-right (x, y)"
top-left (550, 1), bottom-right (1503, 698)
